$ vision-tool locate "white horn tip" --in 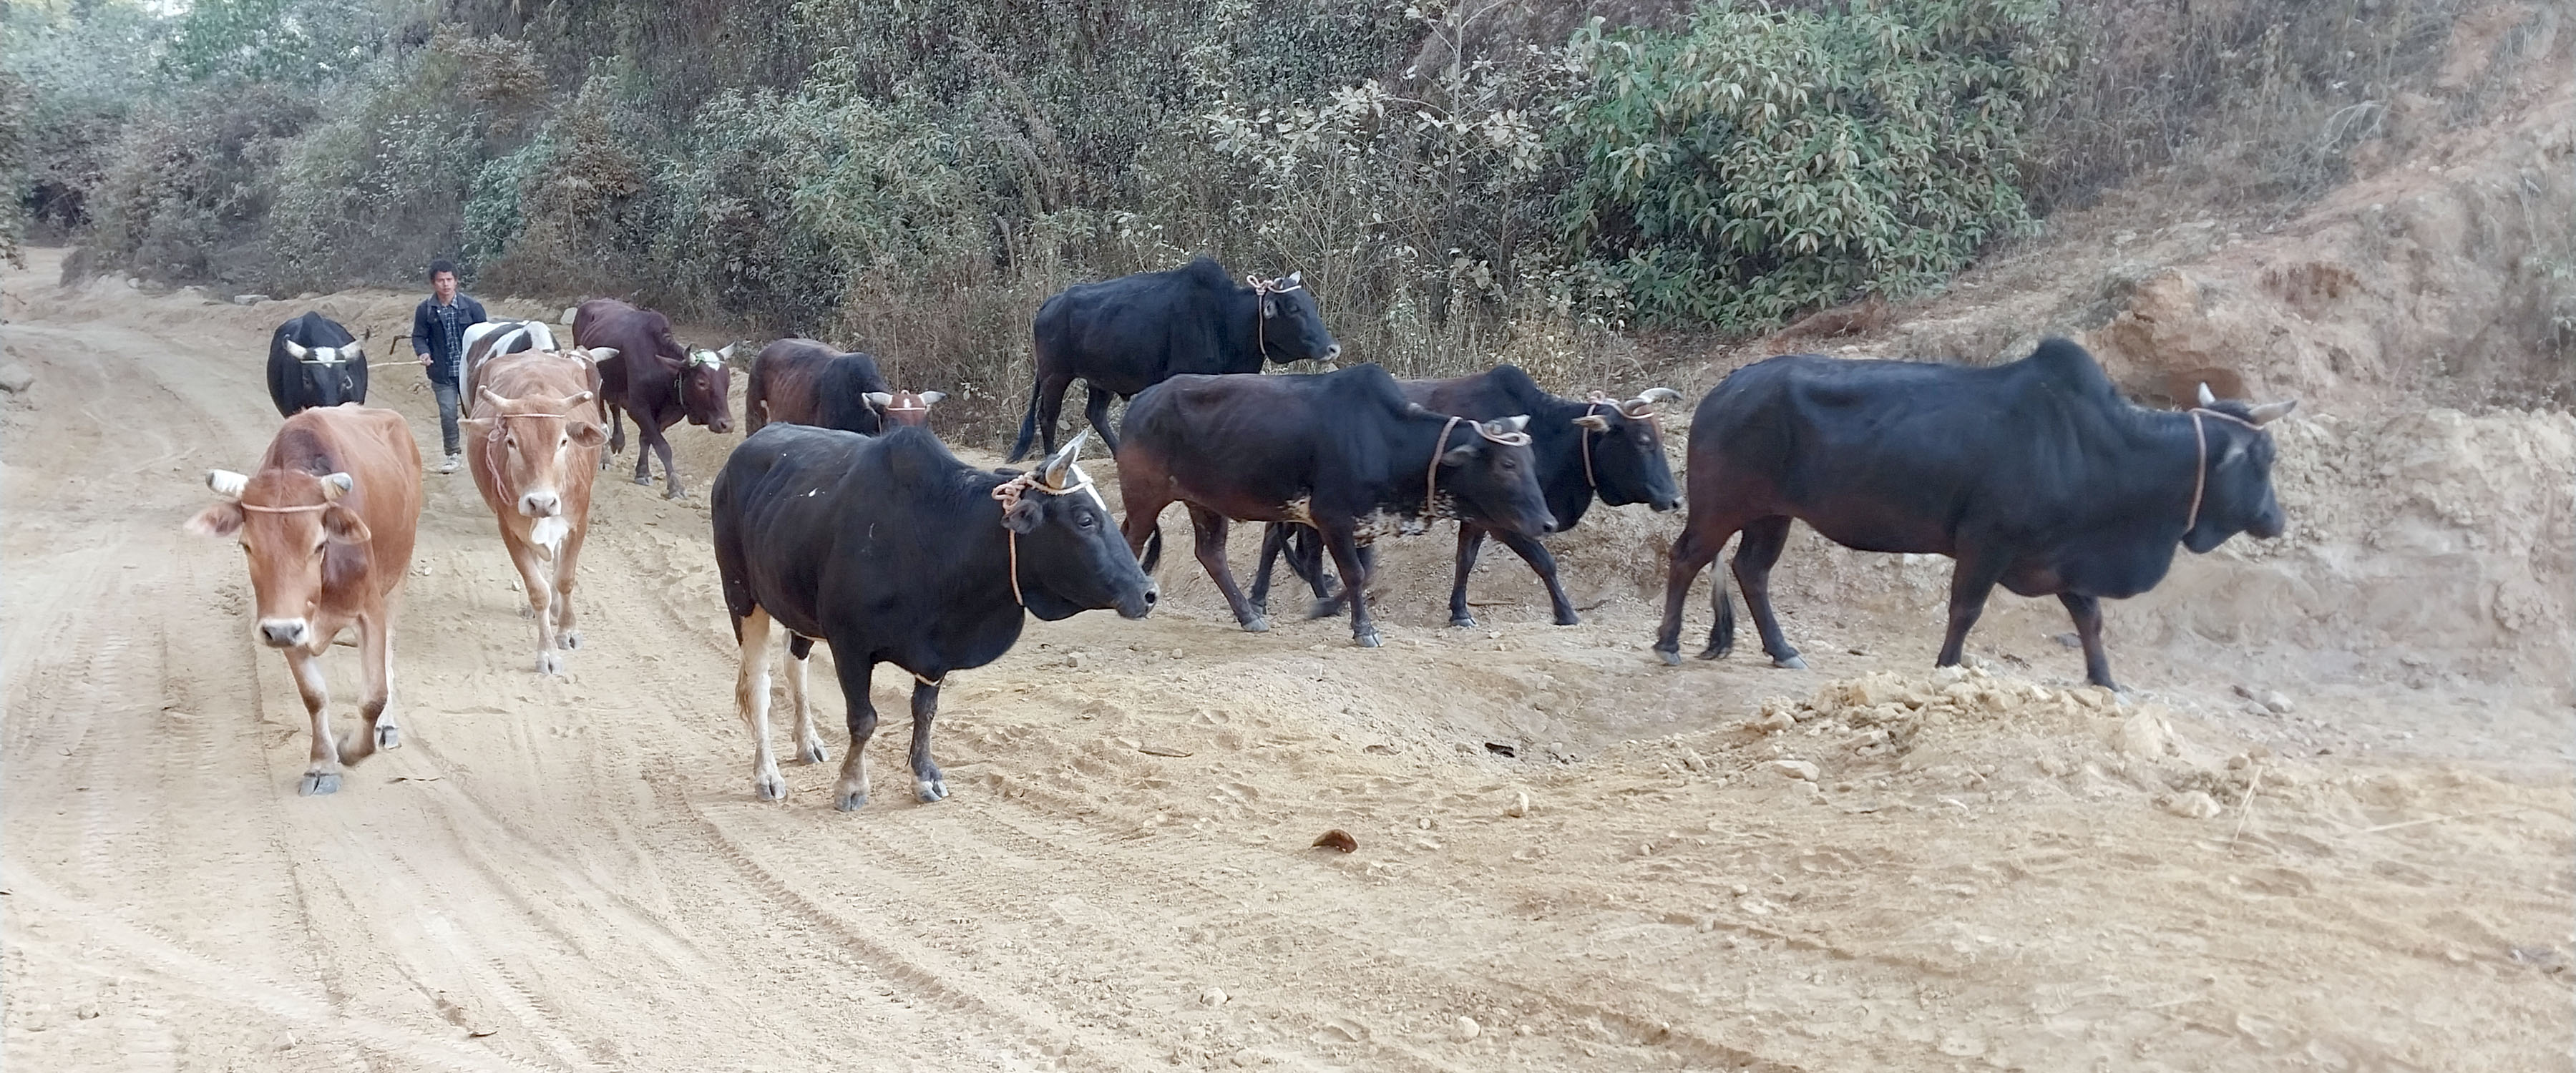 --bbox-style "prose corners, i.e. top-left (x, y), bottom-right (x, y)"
top-left (2195, 382), bottom-right (2218, 406)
